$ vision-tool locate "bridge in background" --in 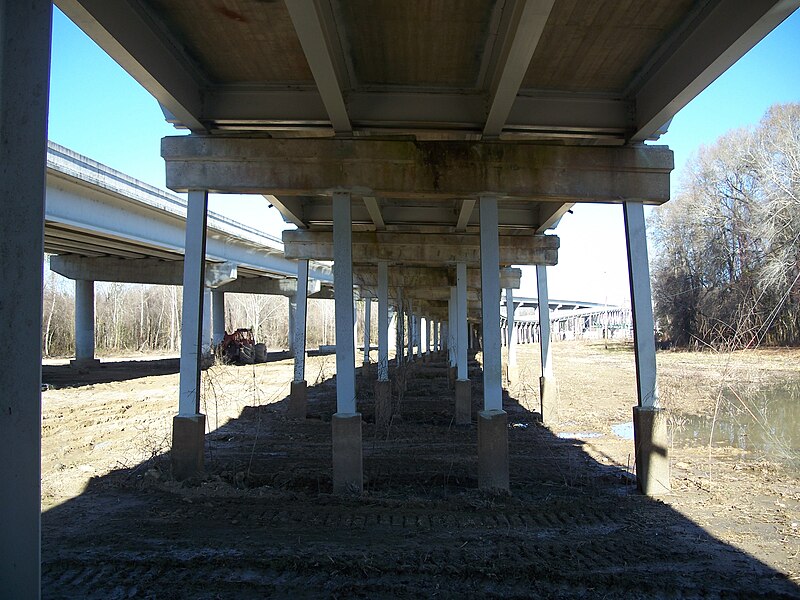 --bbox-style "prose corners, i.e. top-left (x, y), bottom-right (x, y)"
top-left (45, 141), bottom-right (332, 364)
